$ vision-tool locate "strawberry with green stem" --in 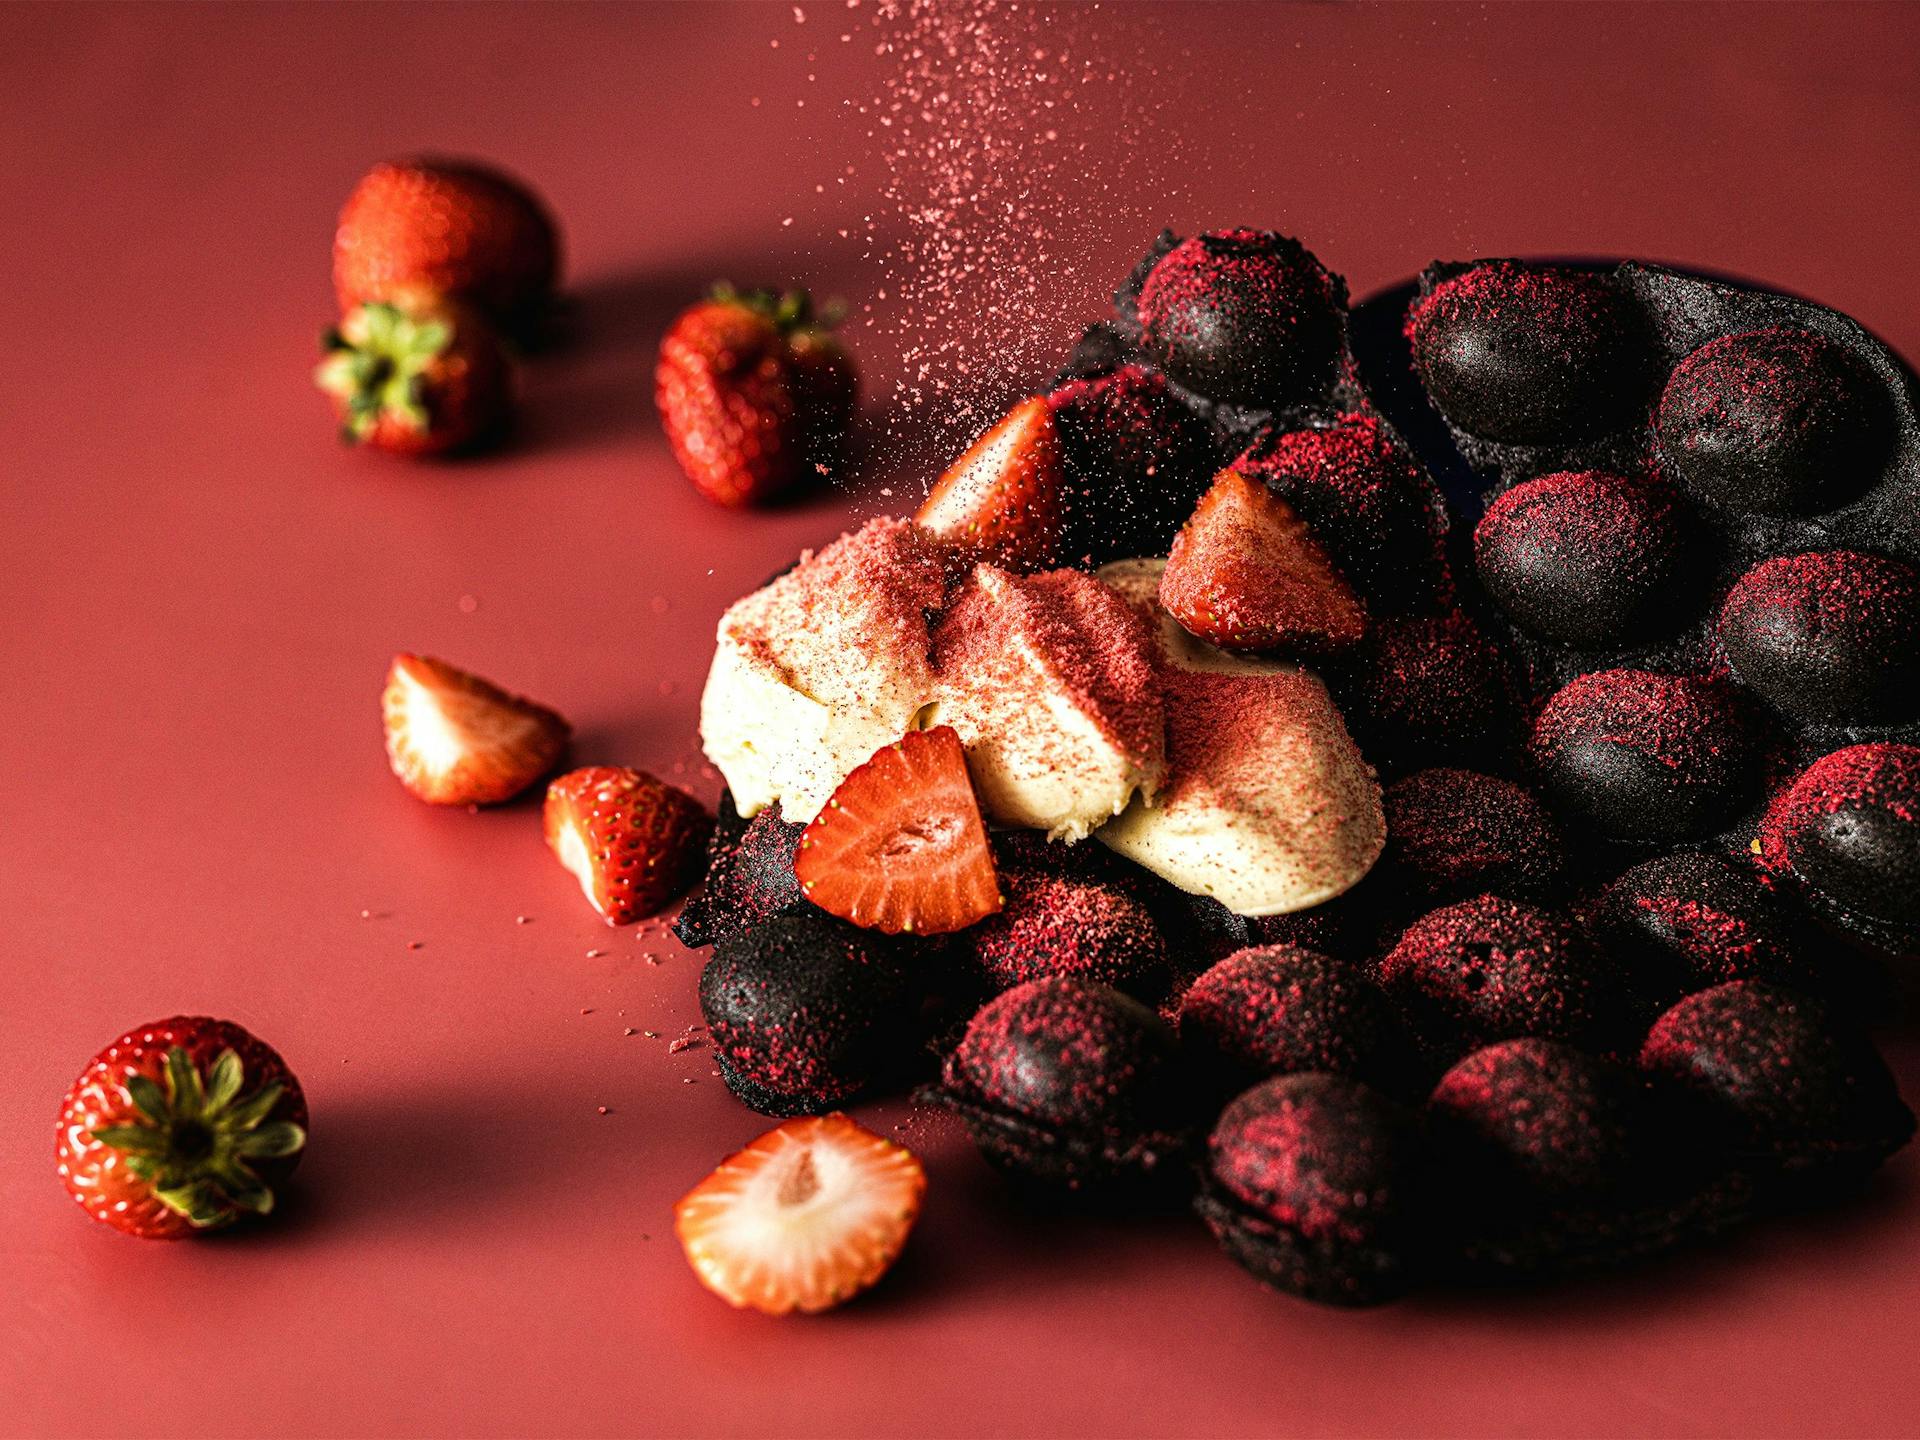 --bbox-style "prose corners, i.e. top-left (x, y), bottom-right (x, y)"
top-left (56, 1016), bottom-right (308, 1239)
top-left (315, 295), bottom-right (512, 457)
top-left (656, 285), bottom-right (858, 507)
